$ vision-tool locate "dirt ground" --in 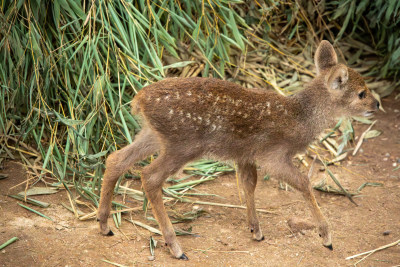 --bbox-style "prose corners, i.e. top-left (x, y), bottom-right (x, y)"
top-left (1, 94), bottom-right (399, 267)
